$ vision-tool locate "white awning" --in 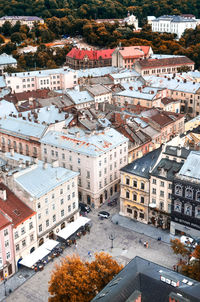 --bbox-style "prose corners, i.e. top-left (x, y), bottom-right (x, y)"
top-left (42, 239), bottom-right (59, 251)
top-left (20, 245), bottom-right (50, 268)
top-left (57, 216), bottom-right (91, 240)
